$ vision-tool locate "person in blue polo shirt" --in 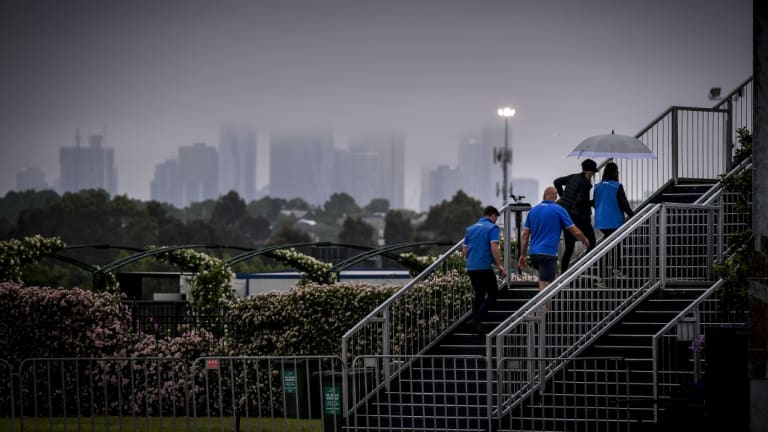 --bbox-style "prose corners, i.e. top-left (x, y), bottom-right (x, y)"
top-left (518, 186), bottom-right (589, 292)
top-left (463, 205), bottom-right (507, 335)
